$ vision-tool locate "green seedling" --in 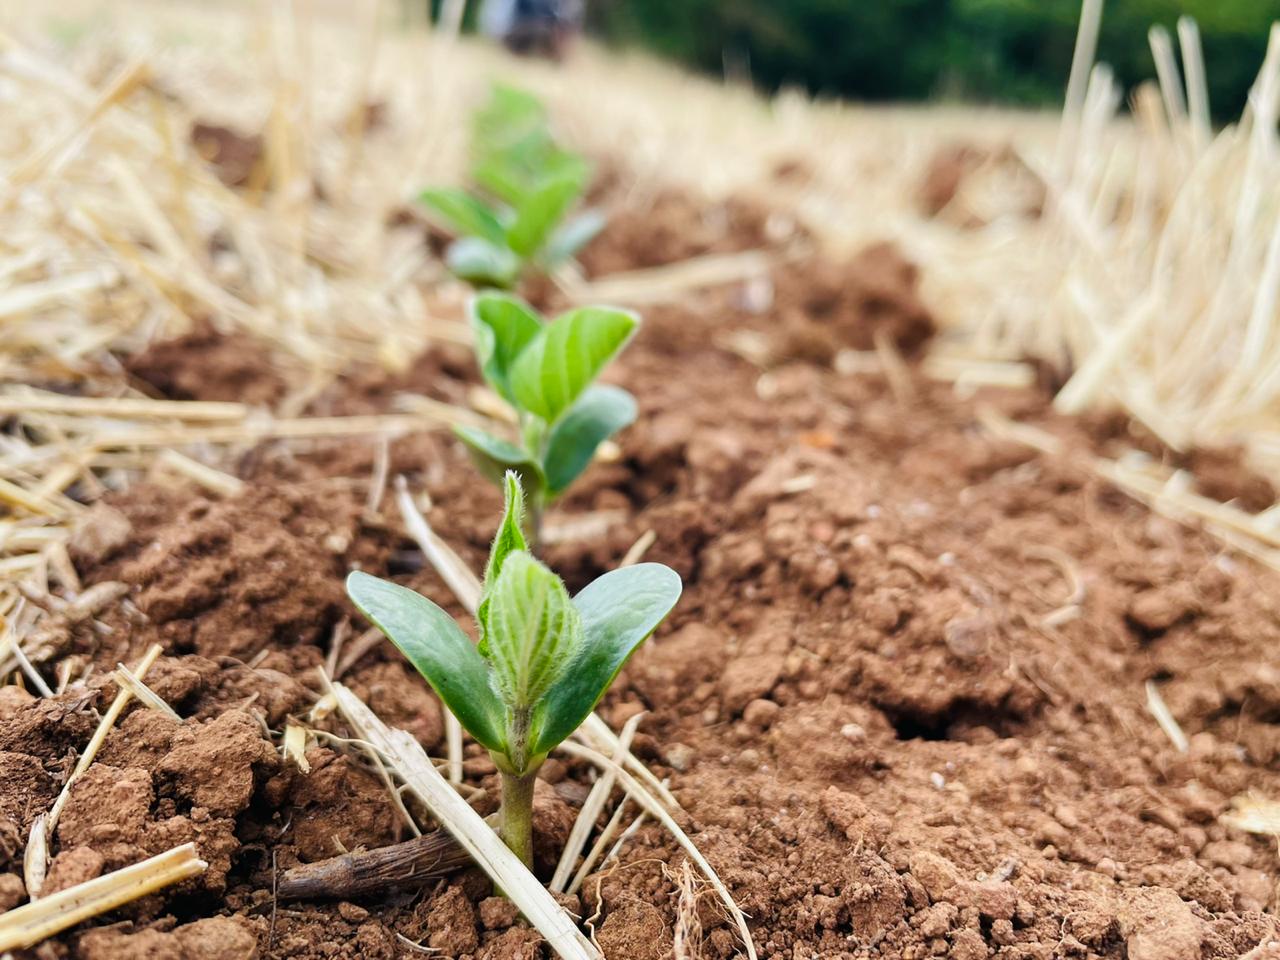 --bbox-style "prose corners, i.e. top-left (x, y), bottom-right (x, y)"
top-left (420, 84), bottom-right (604, 289)
top-left (346, 473), bottom-right (681, 867)
top-left (455, 291), bottom-right (638, 543)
